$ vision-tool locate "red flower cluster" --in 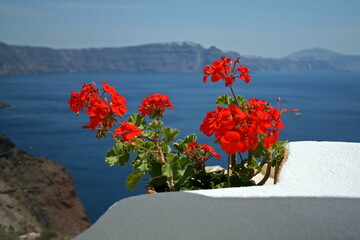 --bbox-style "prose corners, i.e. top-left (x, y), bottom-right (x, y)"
top-left (138, 93), bottom-right (174, 119)
top-left (113, 120), bottom-right (142, 141)
top-left (67, 82), bottom-right (99, 114)
top-left (67, 82), bottom-right (127, 131)
top-left (184, 142), bottom-right (220, 167)
top-left (200, 99), bottom-right (284, 155)
top-left (203, 57), bottom-right (251, 87)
